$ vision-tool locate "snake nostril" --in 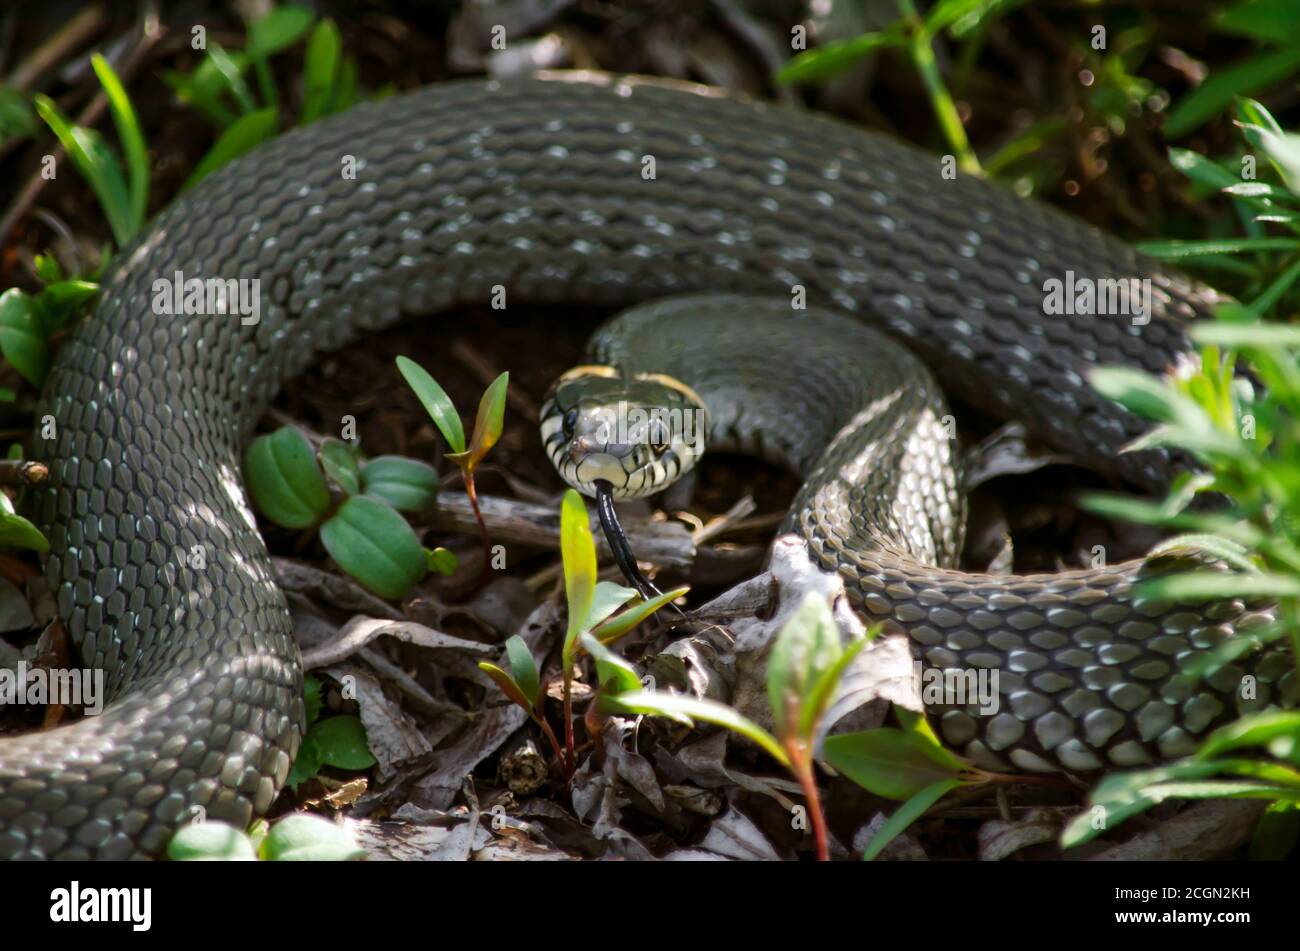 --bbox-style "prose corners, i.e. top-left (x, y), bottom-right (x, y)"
top-left (569, 436), bottom-right (596, 460)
